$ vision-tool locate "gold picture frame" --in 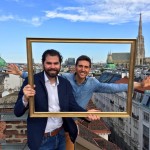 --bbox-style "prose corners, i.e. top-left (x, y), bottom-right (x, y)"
top-left (26, 37), bottom-right (136, 118)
